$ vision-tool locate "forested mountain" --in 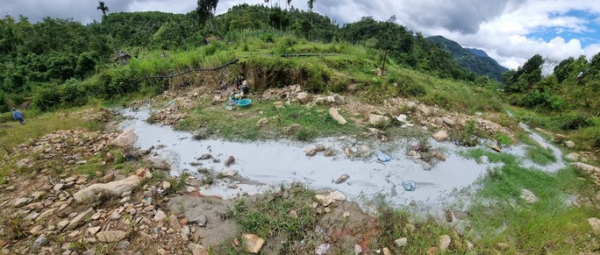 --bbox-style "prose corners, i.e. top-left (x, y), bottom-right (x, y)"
top-left (427, 36), bottom-right (508, 81)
